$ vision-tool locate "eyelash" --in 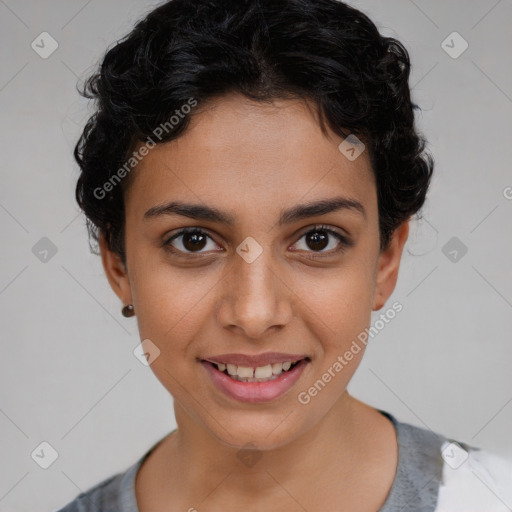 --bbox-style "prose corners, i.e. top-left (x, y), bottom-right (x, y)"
top-left (163, 224), bottom-right (353, 259)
